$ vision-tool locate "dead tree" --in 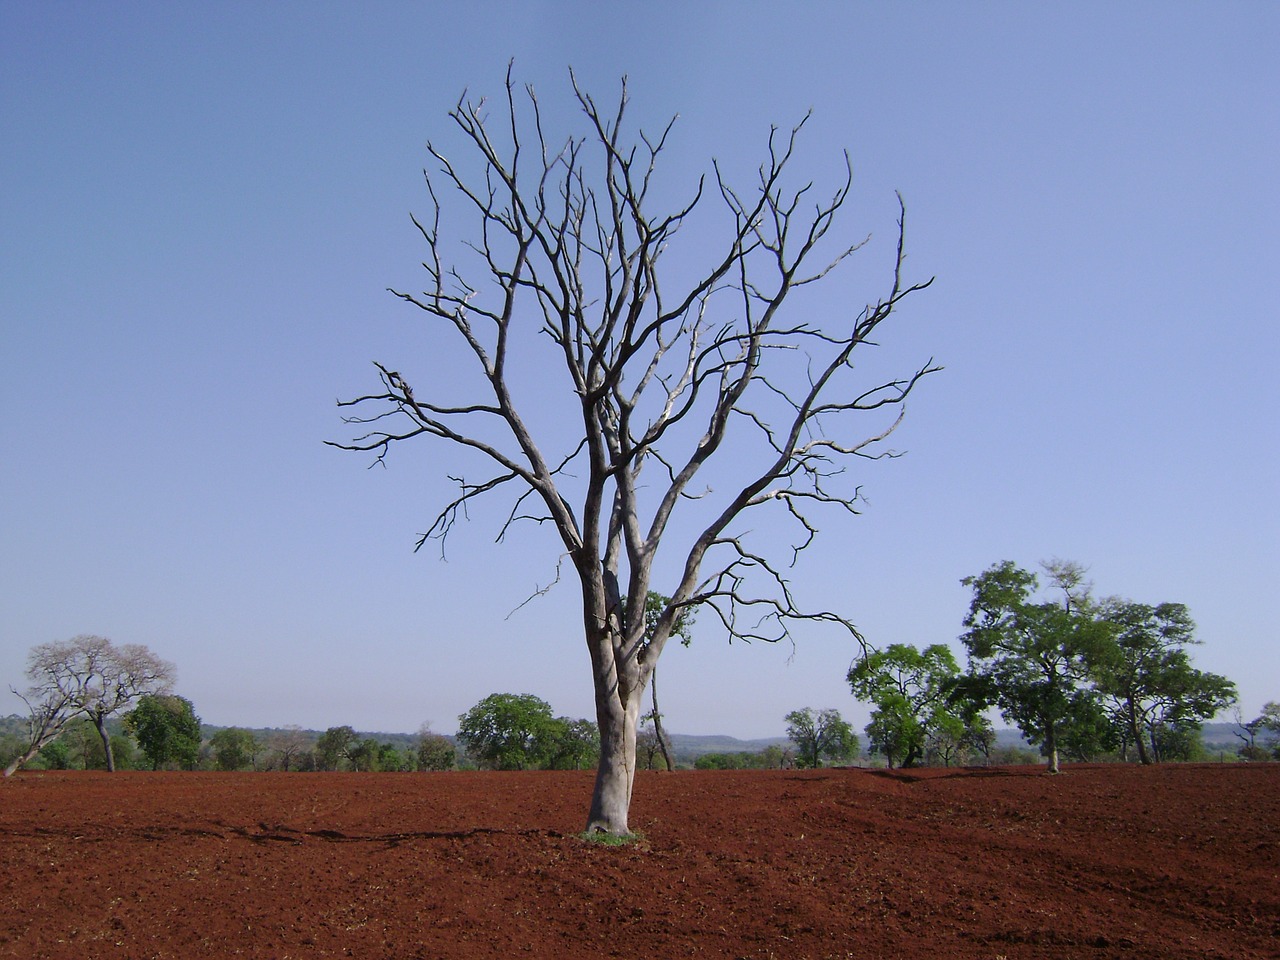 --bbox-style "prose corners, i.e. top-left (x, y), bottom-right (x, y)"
top-left (332, 66), bottom-right (937, 834)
